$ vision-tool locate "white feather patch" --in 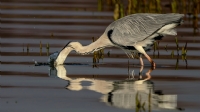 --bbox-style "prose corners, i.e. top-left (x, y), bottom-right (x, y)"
top-left (158, 24), bottom-right (178, 35)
